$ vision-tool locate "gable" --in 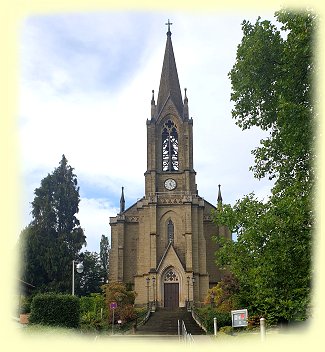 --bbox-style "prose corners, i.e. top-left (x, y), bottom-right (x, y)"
top-left (156, 95), bottom-right (183, 124)
top-left (156, 241), bottom-right (185, 274)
